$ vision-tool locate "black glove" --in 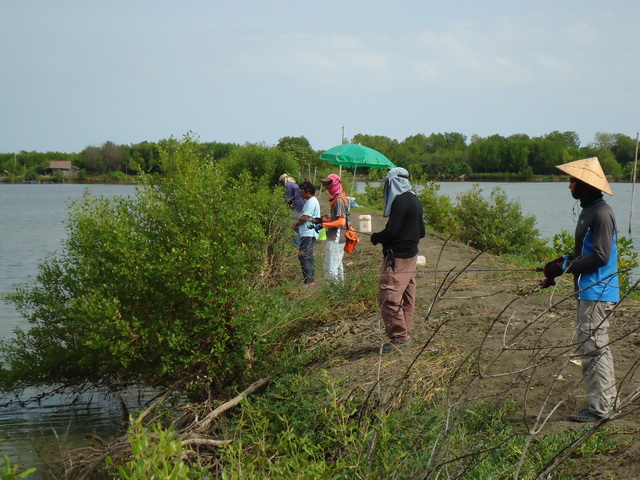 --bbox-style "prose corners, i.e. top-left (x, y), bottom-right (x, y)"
top-left (540, 277), bottom-right (556, 289)
top-left (311, 217), bottom-right (323, 225)
top-left (371, 232), bottom-right (380, 246)
top-left (544, 257), bottom-right (565, 279)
